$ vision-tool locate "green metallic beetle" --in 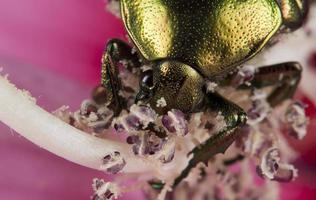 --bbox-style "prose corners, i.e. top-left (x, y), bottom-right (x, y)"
top-left (100, 0), bottom-right (309, 185)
